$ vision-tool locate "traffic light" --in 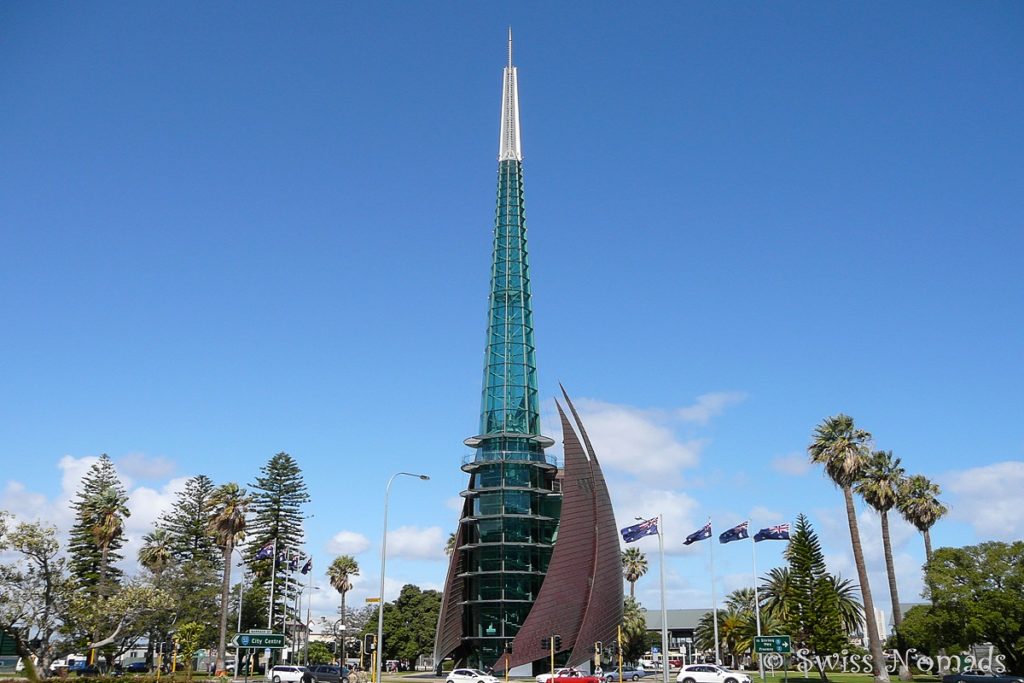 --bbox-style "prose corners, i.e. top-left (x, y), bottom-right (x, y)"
top-left (363, 634), bottom-right (376, 652)
top-left (553, 635), bottom-right (562, 651)
top-left (594, 641), bottom-right (603, 655)
top-left (505, 642), bottom-right (513, 654)
top-left (540, 638), bottom-right (550, 650)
